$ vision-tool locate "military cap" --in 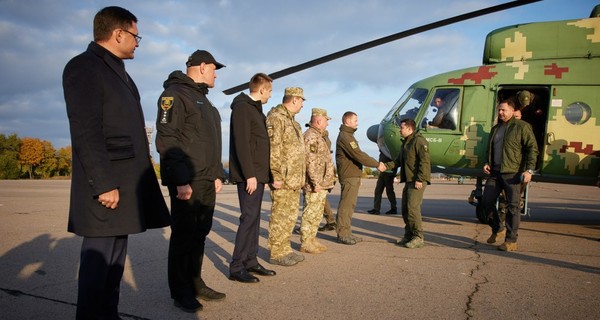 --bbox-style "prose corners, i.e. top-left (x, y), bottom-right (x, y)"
top-left (517, 90), bottom-right (532, 108)
top-left (284, 87), bottom-right (305, 100)
top-left (186, 50), bottom-right (226, 69)
top-left (312, 108), bottom-right (331, 120)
